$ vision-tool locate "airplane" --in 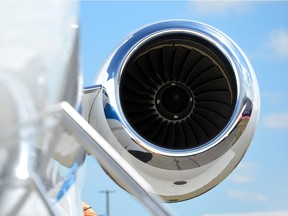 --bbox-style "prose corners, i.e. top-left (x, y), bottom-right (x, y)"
top-left (0, 1), bottom-right (260, 216)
